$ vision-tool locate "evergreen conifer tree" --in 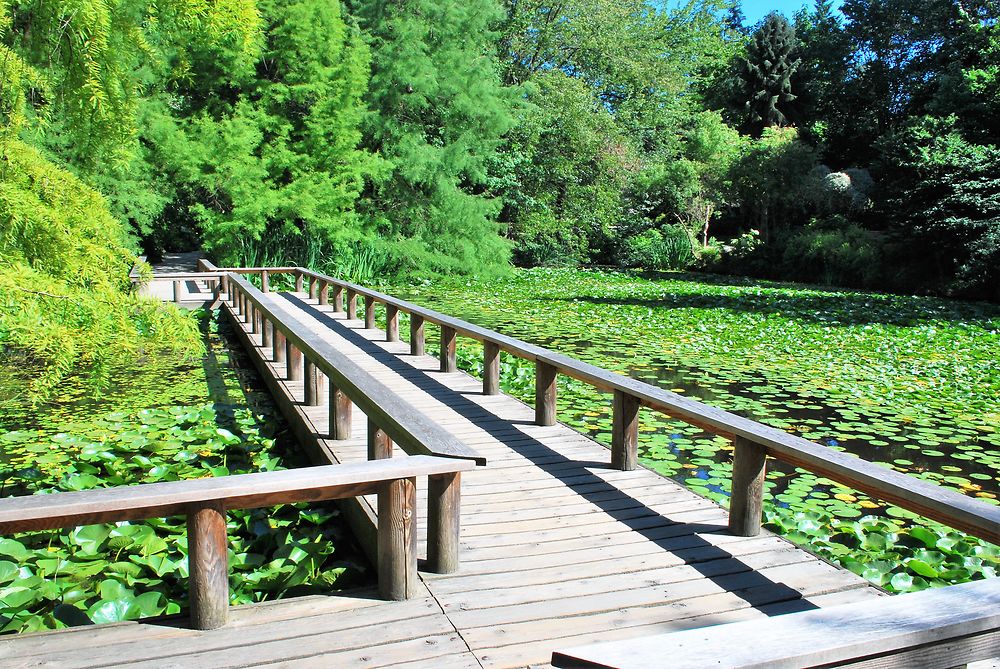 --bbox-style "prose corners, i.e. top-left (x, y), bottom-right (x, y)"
top-left (349, 0), bottom-right (516, 274)
top-left (737, 12), bottom-right (801, 136)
